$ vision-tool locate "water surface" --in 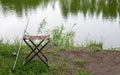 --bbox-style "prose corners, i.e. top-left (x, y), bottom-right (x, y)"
top-left (0, 0), bottom-right (120, 49)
